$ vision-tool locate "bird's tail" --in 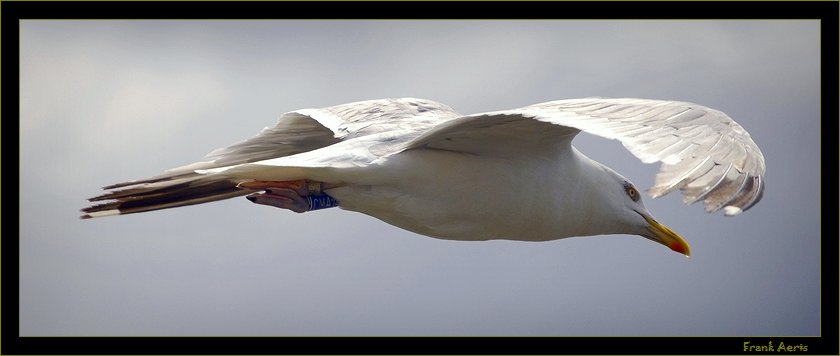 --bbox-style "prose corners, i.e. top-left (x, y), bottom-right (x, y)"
top-left (80, 173), bottom-right (250, 219)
